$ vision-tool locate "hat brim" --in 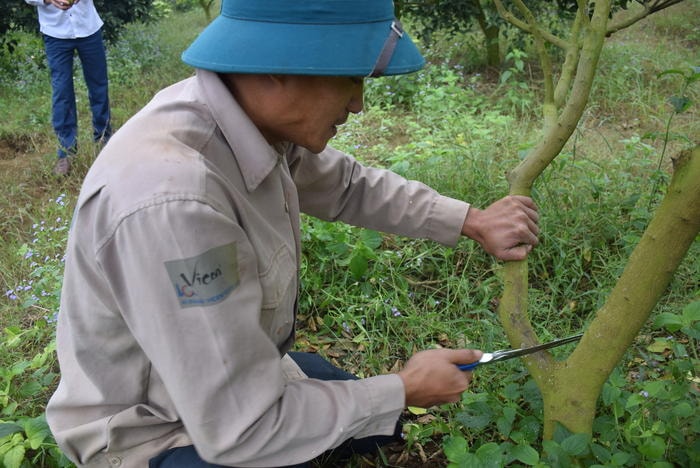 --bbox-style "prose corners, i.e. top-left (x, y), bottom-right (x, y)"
top-left (182, 16), bottom-right (425, 76)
